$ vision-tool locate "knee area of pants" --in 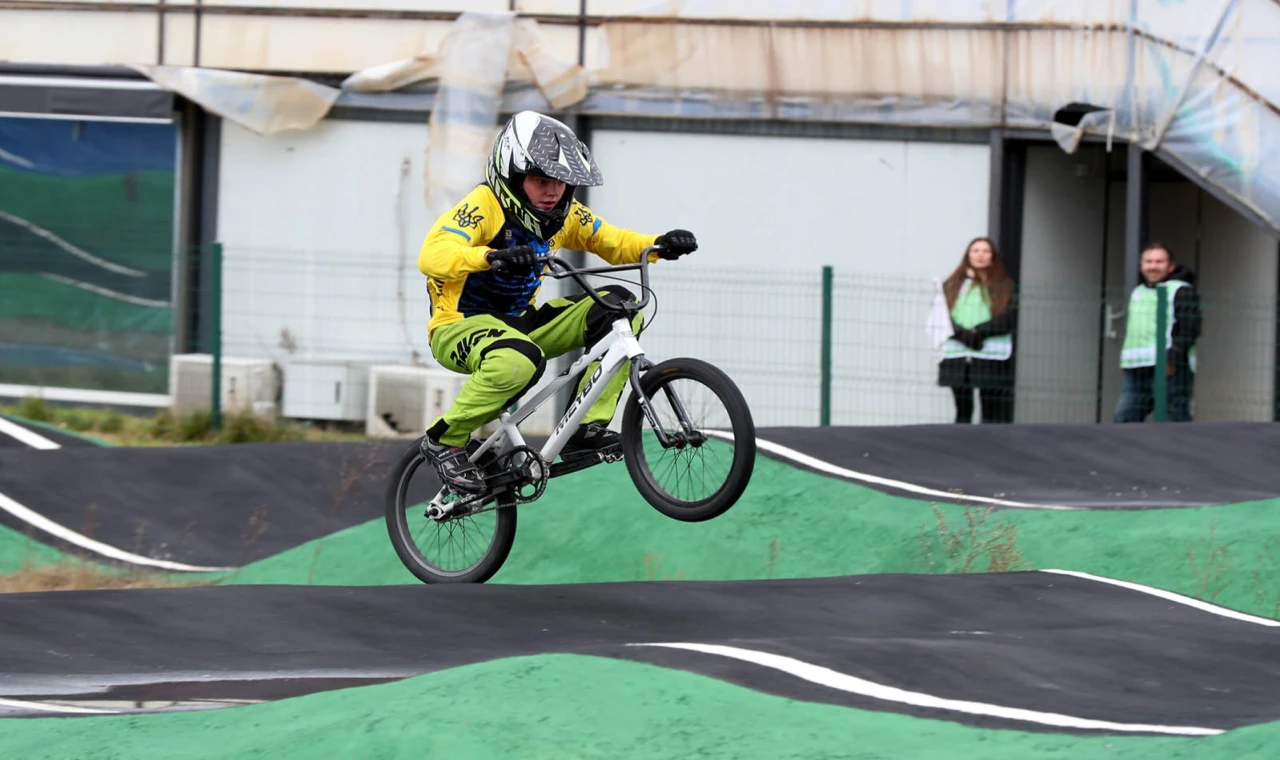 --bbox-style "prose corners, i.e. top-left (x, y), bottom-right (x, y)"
top-left (485, 349), bottom-right (544, 389)
top-left (597, 284), bottom-right (637, 305)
